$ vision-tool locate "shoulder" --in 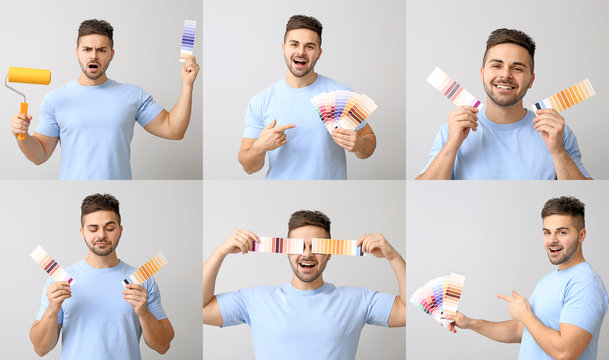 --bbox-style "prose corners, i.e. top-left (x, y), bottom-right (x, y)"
top-left (316, 74), bottom-right (350, 91)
